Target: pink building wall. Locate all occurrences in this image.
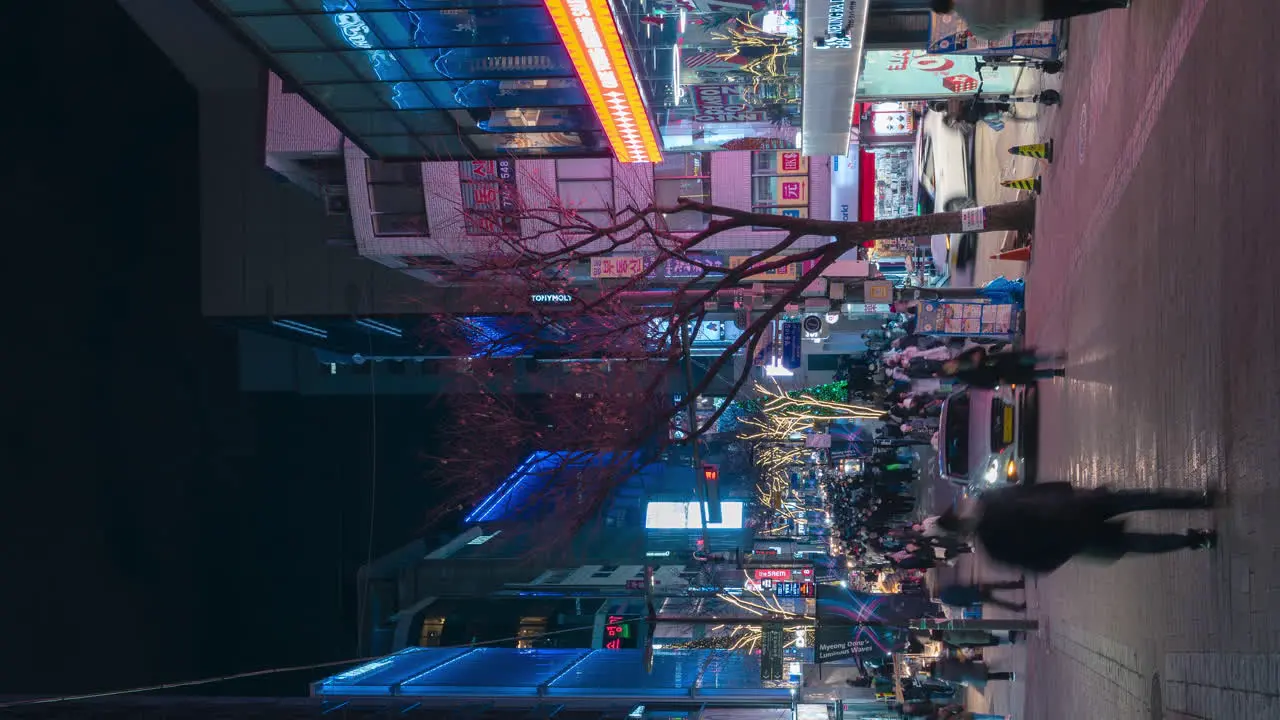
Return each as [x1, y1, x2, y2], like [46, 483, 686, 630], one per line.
[347, 150, 835, 263]
[264, 72, 344, 156]
[264, 75, 835, 268]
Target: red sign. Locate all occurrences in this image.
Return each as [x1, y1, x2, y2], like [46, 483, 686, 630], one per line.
[781, 152, 802, 173]
[604, 614, 626, 650]
[781, 180, 804, 201]
[753, 568, 793, 581]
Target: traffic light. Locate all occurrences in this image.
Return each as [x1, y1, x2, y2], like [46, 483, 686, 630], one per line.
[701, 464, 722, 523]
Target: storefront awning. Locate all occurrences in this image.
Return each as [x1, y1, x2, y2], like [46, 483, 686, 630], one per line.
[800, 0, 870, 157]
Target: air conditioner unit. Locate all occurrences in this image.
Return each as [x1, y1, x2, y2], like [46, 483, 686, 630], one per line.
[323, 185, 350, 215]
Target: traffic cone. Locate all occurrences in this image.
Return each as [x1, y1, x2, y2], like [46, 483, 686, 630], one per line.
[1008, 139, 1053, 162]
[1001, 176, 1042, 194]
[991, 246, 1032, 262]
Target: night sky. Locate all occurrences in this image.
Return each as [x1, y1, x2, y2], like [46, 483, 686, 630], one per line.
[2, 3, 443, 697]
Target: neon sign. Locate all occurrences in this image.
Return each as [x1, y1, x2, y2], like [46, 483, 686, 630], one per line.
[530, 292, 574, 305]
[543, 0, 662, 163]
[322, 2, 409, 109]
[604, 614, 631, 649]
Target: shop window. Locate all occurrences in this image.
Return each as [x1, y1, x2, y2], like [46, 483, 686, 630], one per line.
[750, 151, 810, 230]
[401, 255, 456, 270]
[419, 617, 446, 647]
[653, 153, 710, 233]
[366, 159, 428, 236]
[555, 158, 613, 231]
[516, 616, 548, 649]
[405, 46, 576, 80]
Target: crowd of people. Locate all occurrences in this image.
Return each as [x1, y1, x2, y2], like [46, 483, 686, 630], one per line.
[824, 455, 973, 576]
[812, 304, 1229, 719]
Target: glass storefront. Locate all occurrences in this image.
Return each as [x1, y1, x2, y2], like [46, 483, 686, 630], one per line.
[212, 0, 808, 160]
[638, 1, 805, 152]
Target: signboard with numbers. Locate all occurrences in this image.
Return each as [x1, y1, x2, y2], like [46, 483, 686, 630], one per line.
[460, 160, 519, 234]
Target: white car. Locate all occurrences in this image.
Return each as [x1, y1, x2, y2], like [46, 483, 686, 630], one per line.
[921, 111, 978, 272]
[920, 110, 975, 214]
[936, 385, 1037, 493]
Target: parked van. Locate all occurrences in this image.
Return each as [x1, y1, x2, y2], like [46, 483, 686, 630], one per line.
[936, 385, 1037, 491]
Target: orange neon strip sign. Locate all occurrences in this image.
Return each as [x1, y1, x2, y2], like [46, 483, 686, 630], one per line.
[543, 0, 663, 164]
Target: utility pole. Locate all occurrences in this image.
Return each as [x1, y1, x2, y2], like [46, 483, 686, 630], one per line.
[679, 321, 711, 549]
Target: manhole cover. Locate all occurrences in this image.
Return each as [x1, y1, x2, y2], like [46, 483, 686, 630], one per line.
[1150, 672, 1164, 720]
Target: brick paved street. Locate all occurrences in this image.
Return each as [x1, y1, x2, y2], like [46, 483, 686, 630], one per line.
[957, 0, 1280, 717]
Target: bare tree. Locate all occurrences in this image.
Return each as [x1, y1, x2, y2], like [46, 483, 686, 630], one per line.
[414, 169, 1034, 539]
[436, 169, 1034, 441]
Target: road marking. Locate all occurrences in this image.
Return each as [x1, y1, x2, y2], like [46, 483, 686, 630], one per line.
[1076, 101, 1090, 164]
[1163, 653, 1280, 719]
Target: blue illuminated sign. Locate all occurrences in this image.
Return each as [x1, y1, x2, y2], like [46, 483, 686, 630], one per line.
[323, 1, 415, 109]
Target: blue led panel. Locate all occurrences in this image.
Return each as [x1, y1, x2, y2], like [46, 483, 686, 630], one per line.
[312, 647, 474, 697]
[313, 649, 792, 701]
[547, 649, 706, 696]
[399, 648, 588, 696]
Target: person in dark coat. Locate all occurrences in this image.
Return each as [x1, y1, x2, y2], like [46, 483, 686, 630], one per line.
[939, 483, 1220, 573]
[937, 579, 1025, 612]
[939, 346, 1064, 388]
[926, 658, 1014, 688]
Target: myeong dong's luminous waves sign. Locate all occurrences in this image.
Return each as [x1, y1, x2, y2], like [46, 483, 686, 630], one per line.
[543, 0, 663, 163]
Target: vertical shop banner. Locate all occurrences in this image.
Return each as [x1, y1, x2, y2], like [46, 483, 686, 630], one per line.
[663, 254, 725, 278]
[916, 300, 1017, 337]
[691, 84, 765, 123]
[782, 321, 802, 369]
[928, 14, 1059, 57]
[857, 50, 1018, 99]
[590, 255, 650, 278]
[460, 160, 519, 234]
[774, 151, 809, 174]
[757, 177, 811, 206]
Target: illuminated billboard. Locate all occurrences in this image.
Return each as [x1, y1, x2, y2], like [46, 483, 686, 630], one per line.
[645, 501, 744, 530]
[543, 0, 663, 163]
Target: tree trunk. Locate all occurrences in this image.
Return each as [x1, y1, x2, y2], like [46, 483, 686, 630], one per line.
[836, 198, 1036, 244]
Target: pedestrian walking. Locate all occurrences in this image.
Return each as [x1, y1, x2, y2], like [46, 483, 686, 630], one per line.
[928, 0, 1130, 41]
[926, 658, 1014, 689]
[938, 483, 1221, 574]
[938, 346, 1064, 388]
[937, 579, 1026, 612]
